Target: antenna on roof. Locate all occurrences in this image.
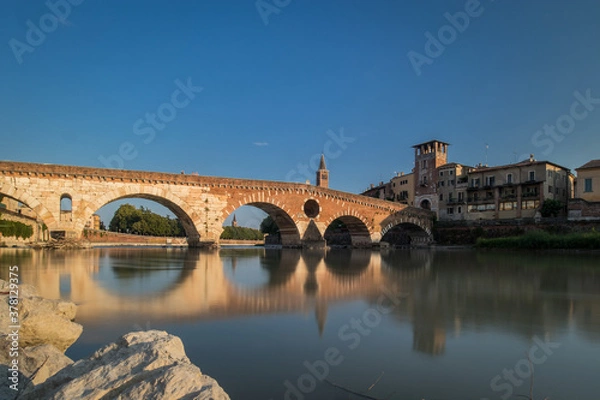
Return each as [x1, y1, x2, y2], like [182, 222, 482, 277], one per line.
[485, 143, 489, 166]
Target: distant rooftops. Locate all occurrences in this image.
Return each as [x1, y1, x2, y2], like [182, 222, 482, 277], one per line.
[468, 156, 570, 173]
[577, 159, 600, 170]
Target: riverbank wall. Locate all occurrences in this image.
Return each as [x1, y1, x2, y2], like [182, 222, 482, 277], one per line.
[82, 229, 188, 246]
[434, 218, 600, 245]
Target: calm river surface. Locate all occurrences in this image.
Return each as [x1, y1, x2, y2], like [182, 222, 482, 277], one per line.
[1, 247, 599, 399]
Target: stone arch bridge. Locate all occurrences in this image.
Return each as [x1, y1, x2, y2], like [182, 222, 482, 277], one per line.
[0, 161, 434, 247]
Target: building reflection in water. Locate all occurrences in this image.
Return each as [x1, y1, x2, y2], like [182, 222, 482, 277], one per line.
[1, 247, 599, 356]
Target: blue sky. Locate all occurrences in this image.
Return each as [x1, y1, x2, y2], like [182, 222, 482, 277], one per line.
[2, 0, 600, 226]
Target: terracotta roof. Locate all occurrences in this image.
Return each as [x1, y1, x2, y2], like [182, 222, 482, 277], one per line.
[469, 159, 569, 173]
[577, 159, 600, 170]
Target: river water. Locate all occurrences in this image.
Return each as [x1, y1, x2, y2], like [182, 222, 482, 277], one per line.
[1, 247, 599, 400]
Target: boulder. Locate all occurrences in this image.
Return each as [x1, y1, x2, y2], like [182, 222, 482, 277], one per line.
[0, 342, 74, 399]
[21, 330, 230, 400]
[0, 279, 80, 399]
[17, 296, 82, 351]
[0, 279, 82, 352]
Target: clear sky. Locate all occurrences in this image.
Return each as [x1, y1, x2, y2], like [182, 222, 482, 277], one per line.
[2, 0, 600, 226]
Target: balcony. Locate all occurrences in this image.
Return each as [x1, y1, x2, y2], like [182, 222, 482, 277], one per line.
[467, 197, 484, 204]
[447, 199, 465, 205]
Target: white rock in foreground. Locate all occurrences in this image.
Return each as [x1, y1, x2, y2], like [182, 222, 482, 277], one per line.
[0, 279, 83, 352]
[21, 330, 230, 400]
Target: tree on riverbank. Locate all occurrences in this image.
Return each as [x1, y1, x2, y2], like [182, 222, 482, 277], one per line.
[220, 226, 264, 240]
[108, 204, 185, 237]
[540, 199, 564, 217]
[259, 216, 279, 235]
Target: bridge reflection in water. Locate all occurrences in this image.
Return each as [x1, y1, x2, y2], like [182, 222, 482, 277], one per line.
[3, 248, 600, 356]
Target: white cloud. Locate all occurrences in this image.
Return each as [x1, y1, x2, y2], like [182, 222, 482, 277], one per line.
[253, 142, 269, 147]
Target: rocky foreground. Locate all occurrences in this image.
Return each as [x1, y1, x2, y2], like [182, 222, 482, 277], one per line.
[0, 279, 230, 399]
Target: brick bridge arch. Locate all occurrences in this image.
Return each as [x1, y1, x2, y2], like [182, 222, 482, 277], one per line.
[0, 161, 434, 247]
[79, 187, 203, 245]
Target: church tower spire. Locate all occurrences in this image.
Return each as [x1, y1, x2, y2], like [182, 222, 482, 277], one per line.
[316, 154, 329, 188]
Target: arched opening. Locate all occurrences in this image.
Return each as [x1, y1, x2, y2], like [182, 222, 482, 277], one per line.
[420, 199, 431, 210]
[60, 194, 73, 222]
[324, 216, 371, 248]
[381, 223, 430, 248]
[89, 196, 198, 246]
[224, 202, 301, 248]
[0, 193, 48, 244]
[220, 205, 266, 244]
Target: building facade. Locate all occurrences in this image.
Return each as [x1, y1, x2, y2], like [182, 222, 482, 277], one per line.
[569, 160, 600, 220]
[440, 156, 571, 221]
[390, 172, 414, 205]
[436, 163, 470, 221]
[575, 160, 600, 201]
[360, 140, 578, 222]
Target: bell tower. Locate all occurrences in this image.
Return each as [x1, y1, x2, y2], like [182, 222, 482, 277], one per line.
[412, 140, 449, 212]
[316, 154, 329, 188]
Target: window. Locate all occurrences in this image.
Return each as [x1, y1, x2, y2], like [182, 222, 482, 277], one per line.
[450, 171, 454, 175]
[458, 206, 462, 214]
[447, 207, 454, 214]
[60, 194, 72, 212]
[485, 176, 495, 186]
[449, 179, 455, 186]
[423, 160, 428, 169]
[471, 178, 480, 188]
[458, 192, 464, 201]
[548, 186, 553, 194]
[507, 173, 513, 184]
[529, 171, 535, 181]
[440, 171, 444, 177]
[584, 178, 593, 192]
[440, 181, 445, 187]
[439, 194, 443, 201]
[522, 200, 540, 210]
[548, 170, 553, 178]
[500, 202, 517, 211]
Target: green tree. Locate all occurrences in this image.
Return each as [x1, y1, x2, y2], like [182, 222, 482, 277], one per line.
[260, 216, 280, 235]
[540, 199, 563, 217]
[108, 204, 185, 236]
[220, 226, 264, 240]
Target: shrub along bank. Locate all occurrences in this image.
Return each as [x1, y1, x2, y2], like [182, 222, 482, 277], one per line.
[475, 230, 600, 250]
